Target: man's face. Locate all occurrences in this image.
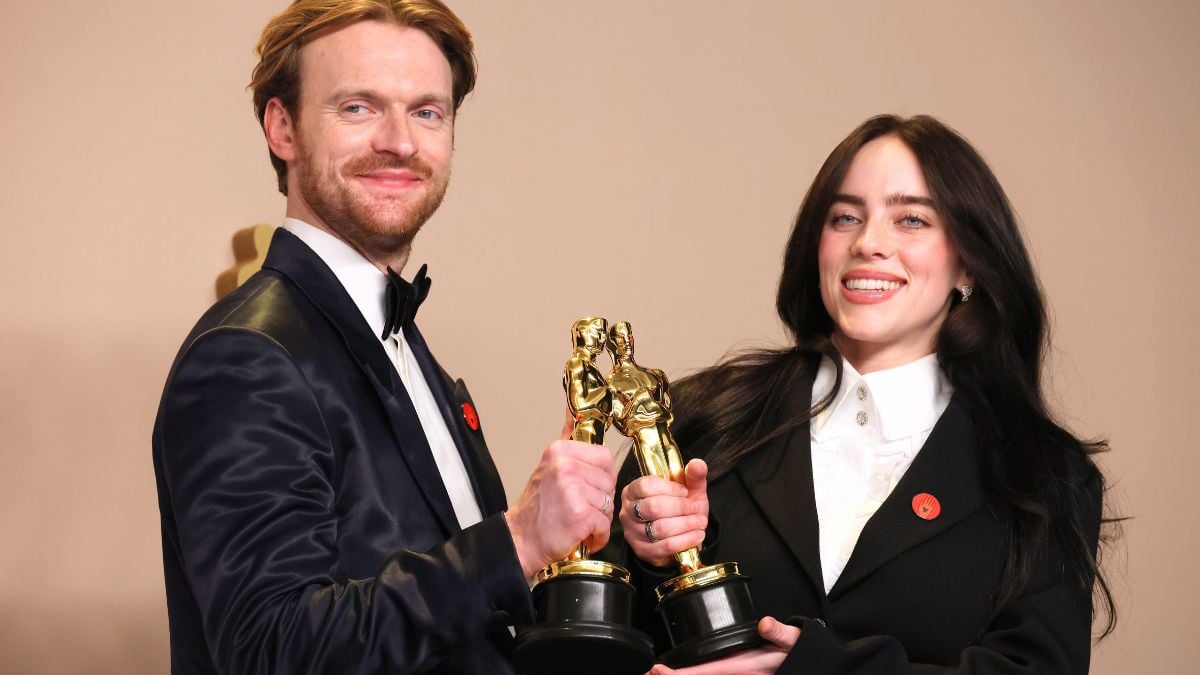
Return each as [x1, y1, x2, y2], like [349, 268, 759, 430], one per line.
[287, 20, 455, 262]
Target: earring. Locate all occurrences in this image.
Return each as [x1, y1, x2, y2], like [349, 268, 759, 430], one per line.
[959, 285, 974, 302]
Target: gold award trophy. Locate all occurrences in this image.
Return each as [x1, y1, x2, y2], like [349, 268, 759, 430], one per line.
[607, 321, 765, 667]
[513, 318, 654, 675]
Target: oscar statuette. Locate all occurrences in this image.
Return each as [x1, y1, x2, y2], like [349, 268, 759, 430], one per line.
[512, 318, 654, 675]
[606, 321, 766, 667]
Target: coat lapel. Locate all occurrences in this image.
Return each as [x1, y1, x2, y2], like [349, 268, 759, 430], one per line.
[735, 365, 825, 598]
[828, 395, 987, 598]
[261, 228, 459, 535]
[405, 324, 508, 515]
[450, 378, 508, 515]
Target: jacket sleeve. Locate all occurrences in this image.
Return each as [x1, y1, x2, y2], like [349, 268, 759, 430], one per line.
[778, 483, 1102, 675]
[155, 328, 533, 674]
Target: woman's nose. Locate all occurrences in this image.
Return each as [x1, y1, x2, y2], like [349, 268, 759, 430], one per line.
[850, 219, 890, 258]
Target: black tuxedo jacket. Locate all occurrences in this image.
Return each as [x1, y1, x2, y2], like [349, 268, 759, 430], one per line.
[607, 360, 1099, 673]
[153, 229, 533, 674]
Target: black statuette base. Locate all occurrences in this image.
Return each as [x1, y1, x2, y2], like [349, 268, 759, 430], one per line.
[657, 573, 766, 668]
[514, 573, 654, 675]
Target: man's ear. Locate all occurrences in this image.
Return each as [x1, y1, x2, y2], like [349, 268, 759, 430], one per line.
[263, 97, 297, 162]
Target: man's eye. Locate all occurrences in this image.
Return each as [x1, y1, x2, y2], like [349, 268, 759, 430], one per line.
[344, 104, 368, 115]
[415, 109, 440, 120]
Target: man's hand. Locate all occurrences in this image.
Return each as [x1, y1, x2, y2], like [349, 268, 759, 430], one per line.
[648, 617, 800, 675]
[620, 458, 709, 568]
[505, 440, 616, 577]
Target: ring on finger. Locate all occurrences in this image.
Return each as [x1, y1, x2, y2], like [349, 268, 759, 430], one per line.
[599, 492, 612, 514]
[633, 498, 649, 523]
[645, 521, 658, 543]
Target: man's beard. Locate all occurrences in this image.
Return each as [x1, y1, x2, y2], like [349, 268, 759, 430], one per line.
[296, 142, 449, 262]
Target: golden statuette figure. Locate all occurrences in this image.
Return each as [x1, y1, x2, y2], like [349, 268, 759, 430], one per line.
[605, 321, 700, 574]
[558, 316, 612, 561]
[605, 320, 765, 667]
[563, 317, 613, 445]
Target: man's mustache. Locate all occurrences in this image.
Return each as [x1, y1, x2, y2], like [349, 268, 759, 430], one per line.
[343, 155, 434, 179]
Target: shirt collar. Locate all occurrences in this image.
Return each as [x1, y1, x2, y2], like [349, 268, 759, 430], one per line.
[811, 352, 952, 442]
[282, 218, 388, 341]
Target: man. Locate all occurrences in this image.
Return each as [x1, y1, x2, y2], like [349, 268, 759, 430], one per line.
[152, 2, 616, 672]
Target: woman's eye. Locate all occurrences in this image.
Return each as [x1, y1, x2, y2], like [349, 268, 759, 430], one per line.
[900, 214, 928, 228]
[829, 213, 859, 228]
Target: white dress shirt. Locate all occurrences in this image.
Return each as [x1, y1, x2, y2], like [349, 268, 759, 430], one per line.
[809, 353, 953, 593]
[282, 218, 483, 530]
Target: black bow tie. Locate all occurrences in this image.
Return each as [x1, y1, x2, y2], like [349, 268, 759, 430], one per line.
[381, 264, 431, 340]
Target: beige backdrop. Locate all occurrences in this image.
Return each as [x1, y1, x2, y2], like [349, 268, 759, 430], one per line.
[2, 1, 1195, 672]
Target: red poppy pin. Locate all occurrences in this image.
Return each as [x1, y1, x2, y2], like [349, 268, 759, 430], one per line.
[461, 401, 480, 431]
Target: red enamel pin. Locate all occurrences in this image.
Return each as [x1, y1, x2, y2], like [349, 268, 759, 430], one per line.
[461, 402, 480, 431]
[912, 493, 941, 520]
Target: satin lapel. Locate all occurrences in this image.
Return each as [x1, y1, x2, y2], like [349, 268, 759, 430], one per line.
[452, 379, 508, 515]
[405, 325, 508, 515]
[828, 395, 987, 598]
[261, 229, 458, 535]
[735, 366, 825, 597]
[262, 229, 396, 397]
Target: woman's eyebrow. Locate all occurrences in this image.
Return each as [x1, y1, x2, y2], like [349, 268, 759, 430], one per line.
[885, 193, 937, 208]
[831, 193, 865, 206]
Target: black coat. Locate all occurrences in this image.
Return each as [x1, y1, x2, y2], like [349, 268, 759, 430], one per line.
[152, 228, 533, 674]
[606, 362, 1099, 674]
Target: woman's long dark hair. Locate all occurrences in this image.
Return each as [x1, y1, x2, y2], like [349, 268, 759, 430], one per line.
[671, 114, 1118, 637]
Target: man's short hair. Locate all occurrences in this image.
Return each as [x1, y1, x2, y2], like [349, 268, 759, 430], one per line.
[250, 0, 477, 195]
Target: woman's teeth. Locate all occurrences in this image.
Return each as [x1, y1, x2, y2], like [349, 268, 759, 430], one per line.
[844, 278, 902, 291]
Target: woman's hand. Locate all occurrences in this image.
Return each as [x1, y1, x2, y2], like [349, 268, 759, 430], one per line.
[648, 616, 800, 675]
[620, 458, 709, 568]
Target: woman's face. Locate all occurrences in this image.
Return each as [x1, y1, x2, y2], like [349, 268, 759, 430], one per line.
[817, 135, 970, 373]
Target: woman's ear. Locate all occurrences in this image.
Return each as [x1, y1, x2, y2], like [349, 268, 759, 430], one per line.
[957, 268, 975, 291]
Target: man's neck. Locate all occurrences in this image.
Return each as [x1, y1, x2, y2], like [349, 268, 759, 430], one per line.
[284, 210, 412, 274]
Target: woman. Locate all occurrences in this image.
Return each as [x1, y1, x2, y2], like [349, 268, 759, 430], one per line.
[610, 115, 1117, 674]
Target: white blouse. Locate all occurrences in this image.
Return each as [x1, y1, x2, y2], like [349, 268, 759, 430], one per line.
[809, 354, 953, 593]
